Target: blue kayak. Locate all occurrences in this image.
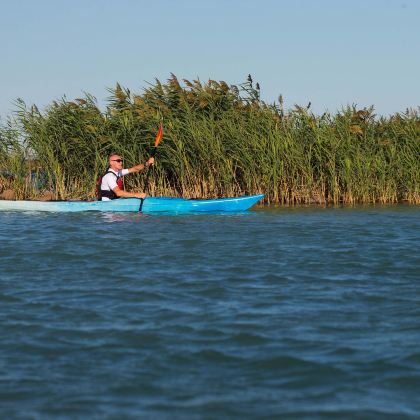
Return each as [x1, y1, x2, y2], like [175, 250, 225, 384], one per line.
[0, 194, 264, 213]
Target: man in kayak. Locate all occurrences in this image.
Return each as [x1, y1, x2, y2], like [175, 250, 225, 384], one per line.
[98, 153, 155, 201]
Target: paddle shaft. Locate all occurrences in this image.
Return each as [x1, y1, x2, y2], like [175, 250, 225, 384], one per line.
[139, 148, 157, 212]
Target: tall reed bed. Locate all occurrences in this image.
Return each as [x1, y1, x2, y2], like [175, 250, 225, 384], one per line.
[0, 74, 419, 203]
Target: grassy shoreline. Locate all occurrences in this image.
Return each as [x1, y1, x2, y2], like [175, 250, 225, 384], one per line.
[1, 75, 419, 204]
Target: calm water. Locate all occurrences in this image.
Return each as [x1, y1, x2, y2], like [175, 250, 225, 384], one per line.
[0, 206, 419, 418]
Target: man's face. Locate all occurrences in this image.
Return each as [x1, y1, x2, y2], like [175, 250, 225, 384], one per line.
[110, 155, 123, 170]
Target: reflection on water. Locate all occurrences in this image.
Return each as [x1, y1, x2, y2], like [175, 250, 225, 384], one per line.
[98, 212, 150, 223]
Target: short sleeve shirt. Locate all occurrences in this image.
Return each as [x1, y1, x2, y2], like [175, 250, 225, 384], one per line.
[101, 168, 129, 200]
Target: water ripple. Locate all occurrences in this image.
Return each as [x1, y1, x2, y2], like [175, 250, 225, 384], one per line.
[1, 206, 419, 417]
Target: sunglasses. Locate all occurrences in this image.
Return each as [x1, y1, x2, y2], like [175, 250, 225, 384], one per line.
[111, 159, 123, 163]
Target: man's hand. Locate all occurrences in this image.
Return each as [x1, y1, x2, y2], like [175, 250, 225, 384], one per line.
[147, 157, 155, 166]
[135, 192, 146, 199]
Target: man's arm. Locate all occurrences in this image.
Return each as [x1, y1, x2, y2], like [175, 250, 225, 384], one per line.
[112, 187, 146, 199]
[127, 157, 155, 174]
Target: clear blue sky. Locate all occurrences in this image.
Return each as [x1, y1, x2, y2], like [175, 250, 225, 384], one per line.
[1, 0, 419, 117]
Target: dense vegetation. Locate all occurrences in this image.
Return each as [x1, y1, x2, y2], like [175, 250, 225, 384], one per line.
[0, 74, 419, 204]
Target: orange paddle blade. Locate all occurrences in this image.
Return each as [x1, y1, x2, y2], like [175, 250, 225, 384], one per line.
[154, 123, 163, 147]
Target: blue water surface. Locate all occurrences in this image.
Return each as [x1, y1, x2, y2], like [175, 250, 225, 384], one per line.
[0, 205, 419, 418]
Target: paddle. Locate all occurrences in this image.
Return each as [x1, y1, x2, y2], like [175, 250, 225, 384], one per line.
[139, 122, 164, 212]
